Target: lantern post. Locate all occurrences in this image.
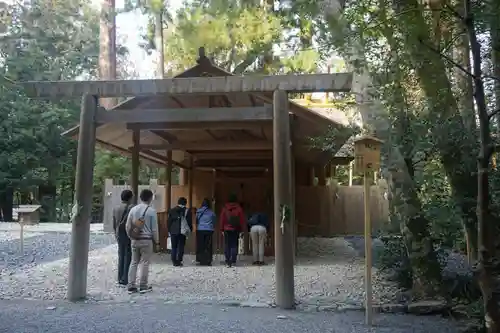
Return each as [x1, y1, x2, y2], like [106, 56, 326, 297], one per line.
[353, 135, 383, 326]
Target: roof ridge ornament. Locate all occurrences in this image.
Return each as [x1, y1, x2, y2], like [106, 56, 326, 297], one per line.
[196, 46, 212, 66]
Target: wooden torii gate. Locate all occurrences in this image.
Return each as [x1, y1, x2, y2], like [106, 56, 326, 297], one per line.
[21, 70, 353, 309]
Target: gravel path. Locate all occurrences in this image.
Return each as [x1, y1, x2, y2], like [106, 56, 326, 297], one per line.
[0, 299, 459, 333]
[0, 223, 401, 308]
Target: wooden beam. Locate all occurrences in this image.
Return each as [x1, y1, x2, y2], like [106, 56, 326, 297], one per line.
[96, 106, 272, 124]
[127, 120, 270, 131]
[191, 151, 272, 160]
[22, 73, 353, 98]
[136, 141, 272, 151]
[214, 170, 268, 179]
[150, 130, 177, 143]
[194, 159, 271, 168]
[331, 156, 354, 165]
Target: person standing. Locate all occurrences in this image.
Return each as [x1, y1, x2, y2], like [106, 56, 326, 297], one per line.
[220, 194, 245, 267]
[167, 197, 192, 267]
[195, 198, 216, 266]
[248, 212, 269, 265]
[125, 189, 159, 293]
[112, 189, 134, 286]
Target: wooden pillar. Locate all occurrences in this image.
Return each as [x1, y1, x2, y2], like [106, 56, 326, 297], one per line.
[273, 89, 295, 309]
[67, 94, 97, 301]
[316, 166, 326, 186]
[188, 157, 194, 207]
[165, 150, 173, 211]
[291, 155, 297, 263]
[131, 129, 140, 204]
[290, 116, 297, 262]
[188, 157, 196, 254]
[179, 168, 188, 186]
[364, 171, 373, 324]
[308, 167, 315, 186]
[325, 162, 332, 178]
[348, 161, 354, 186]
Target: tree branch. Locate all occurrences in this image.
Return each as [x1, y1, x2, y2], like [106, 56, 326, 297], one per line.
[418, 38, 475, 78]
[488, 109, 500, 120]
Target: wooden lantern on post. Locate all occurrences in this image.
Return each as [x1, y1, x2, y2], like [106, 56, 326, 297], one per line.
[353, 135, 383, 326]
[353, 135, 383, 174]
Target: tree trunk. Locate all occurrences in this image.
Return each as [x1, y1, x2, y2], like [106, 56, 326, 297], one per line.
[99, 0, 117, 109]
[465, 0, 500, 330]
[323, 0, 443, 298]
[392, 0, 479, 258]
[490, 0, 500, 134]
[154, 11, 165, 79]
[260, 0, 275, 73]
[0, 185, 14, 222]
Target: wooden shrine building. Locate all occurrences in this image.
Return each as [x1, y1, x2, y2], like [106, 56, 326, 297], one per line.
[21, 48, 354, 306]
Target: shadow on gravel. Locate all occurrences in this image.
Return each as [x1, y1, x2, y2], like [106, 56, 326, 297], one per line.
[0, 231, 115, 272]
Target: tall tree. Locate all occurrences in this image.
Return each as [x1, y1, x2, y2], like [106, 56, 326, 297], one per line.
[99, 0, 117, 109]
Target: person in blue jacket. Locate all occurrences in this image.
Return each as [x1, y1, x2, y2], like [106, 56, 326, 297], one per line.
[195, 198, 216, 266]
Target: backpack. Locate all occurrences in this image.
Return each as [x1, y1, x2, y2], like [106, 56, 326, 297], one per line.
[117, 205, 130, 236]
[226, 209, 240, 230]
[180, 208, 191, 236]
[168, 206, 190, 235]
[127, 206, 149, 240]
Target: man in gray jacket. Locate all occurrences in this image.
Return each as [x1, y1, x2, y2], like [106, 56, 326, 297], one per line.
[125, 189, 159, 293]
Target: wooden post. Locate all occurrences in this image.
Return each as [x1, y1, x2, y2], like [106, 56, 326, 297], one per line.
[316, 166, 326, 186]
[166, 150, 173, 211]
[188, 157, 194, 207]
[291, 155, 296, 263]
[348, 161, 354, 186]
[363, 171, 373, 325]
[309, 167, 315, 186]
[20, 222, 24, 254]
[131, 129, 140, 204]
[273, 89, 295, 309]
[179, 168, 188, 186]
[67, 94, 97, 301]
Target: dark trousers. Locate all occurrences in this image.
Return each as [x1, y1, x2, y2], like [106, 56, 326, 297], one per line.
[117, 237, 132, 284]
[196, 230, 213, 265]
[170, 234, 187, 264]
[224, 231, 240, 264]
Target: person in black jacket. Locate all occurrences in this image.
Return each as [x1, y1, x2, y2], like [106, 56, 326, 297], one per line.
[248, 212, 269, 265]
[167, 197, 192, 267]
[112, 190, 134, 285]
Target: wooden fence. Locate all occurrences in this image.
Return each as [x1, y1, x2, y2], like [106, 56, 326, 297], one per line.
[103, 179, 389, 237]
[296, 183, 389, 237]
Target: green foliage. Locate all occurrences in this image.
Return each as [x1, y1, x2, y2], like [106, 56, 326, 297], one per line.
[161, 2, 281, 74]
[0, 0, 99, 220]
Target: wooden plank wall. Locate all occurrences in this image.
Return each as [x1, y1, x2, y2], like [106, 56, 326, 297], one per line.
[104, 178, 389, 255]
[295, 184, 389, 237]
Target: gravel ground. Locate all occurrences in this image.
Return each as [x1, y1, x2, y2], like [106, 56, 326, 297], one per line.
[344, 235, 473, 277]
[0, 223, 401, 308]
[0, 299, 460, 333]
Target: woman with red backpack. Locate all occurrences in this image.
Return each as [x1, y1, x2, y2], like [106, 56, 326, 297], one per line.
[220, 193, 246, 267]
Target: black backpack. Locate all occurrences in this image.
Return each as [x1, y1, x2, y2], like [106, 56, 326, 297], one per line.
[117, 205, 130, 235]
